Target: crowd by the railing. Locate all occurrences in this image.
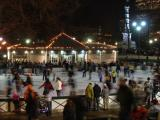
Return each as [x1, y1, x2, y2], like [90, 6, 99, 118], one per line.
[0, 78, 159, 120]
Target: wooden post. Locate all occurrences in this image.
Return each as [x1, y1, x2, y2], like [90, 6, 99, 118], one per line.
[8, 100, 11, 112]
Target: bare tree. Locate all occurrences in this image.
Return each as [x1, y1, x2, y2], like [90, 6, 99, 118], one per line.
[0, 0, 81, 42]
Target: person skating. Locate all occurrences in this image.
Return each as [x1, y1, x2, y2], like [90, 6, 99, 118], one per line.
[39, 78, 54, 96]
[55, 77, 62, 96]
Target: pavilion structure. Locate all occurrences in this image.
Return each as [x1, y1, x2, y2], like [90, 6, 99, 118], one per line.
[6, 32, 117, 63]
[85, 42, 117, 63]
[7, 43, 47, 62]
[45, 32, 88, 64]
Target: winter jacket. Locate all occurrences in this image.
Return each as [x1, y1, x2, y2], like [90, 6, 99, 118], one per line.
[112, 71, 117, 77]
[24, 84, 37, 101]
[117, 85, 134, 110]
[85, 84, 94, 99]
[55, 80, 62, 90]
[93, 84, 101, 98]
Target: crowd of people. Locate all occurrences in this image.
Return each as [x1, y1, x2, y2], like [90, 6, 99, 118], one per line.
[0, 60, 160, 120]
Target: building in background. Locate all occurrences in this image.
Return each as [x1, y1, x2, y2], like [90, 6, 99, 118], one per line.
[134, 0, 160, 51]
[7, 33, 117, 63]
[121, 0, 136, 49]
[135, 0, 160, 10]
[135, 0, 160, 34]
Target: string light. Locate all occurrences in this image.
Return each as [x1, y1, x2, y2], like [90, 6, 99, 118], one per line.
[6, 33, 117, 55]
[47, 32, 87, 49]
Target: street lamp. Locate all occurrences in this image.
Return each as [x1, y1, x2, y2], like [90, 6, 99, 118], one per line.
[87, 38, 93, 43]
[154, 38, 158, 42]
[132, 22, 137, 27]
[136, 26, 142, 31]
[12, 51, 16, 54]
[97, 50, 102, 63]
[149, 40, 153, 44]
[3, 54, 7, 58]
[132, 20, 147, 60]
[72, 50, 77, 63]
[81, 50, 86, 61]
[115, 42, 118, 46]
[60, 50, 65, 55]
[24, 50, 29, 61]
[41, 50, 44, 54]
[132, 20, 147, 48]
[112, 50, 117, 62]
[50, 50, 54, 63]
[141, 21, 146, 27]
[24, 50, 28, 54]
[3, 54, 7, 61]
[25, 39, 31, 44]
[81, 50, 85, 54]
[12, 51, 16, 62]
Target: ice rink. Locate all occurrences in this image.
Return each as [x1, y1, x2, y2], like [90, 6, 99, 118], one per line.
[0, 66, 153, 97]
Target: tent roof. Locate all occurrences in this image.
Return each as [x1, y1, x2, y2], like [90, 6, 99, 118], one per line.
[7, 32, 116, 51]
[46, 32, 87, 50]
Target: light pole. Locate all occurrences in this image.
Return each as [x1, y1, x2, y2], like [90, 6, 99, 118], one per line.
[112, 50, 117, 62]
[132, 20, 147, 60]
[0, 37, 8, 60]
[97, 50, 102, 63]
[12, 51, 16, 62]
[132, 20, 147, 48]
[149, 39, 153, 44]
[24, 50, 29, 61]
[149, 38, 159, 59]
[72, 50, 77, 63]
[50, 51, 54, 63]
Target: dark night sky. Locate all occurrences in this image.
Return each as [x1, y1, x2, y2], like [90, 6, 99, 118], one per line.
[72, 0, 125, 34]
[70, 0, 135, 39]
[1, 0, 135, 41]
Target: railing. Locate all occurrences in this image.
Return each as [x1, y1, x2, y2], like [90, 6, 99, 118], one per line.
[0, 94, 119, 113]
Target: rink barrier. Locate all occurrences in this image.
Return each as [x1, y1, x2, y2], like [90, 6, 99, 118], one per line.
[0, 95, 85, 112]
[0, 94, 119, 112]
